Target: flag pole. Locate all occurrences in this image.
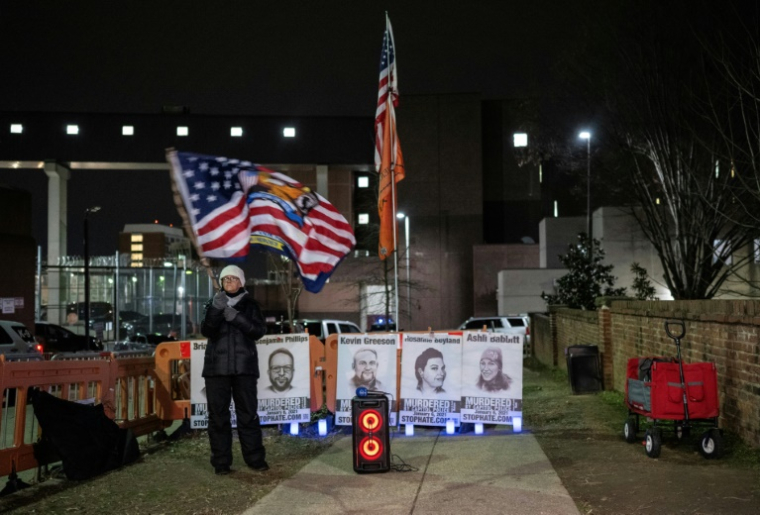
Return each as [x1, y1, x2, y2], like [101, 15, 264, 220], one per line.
[386, 13, 400, 333]
[391, 120, 400, 333]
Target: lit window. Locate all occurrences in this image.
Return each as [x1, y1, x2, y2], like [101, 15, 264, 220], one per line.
[10, 124, 23, 134]
[131, 253, 143, 262]
[177, 126, 189, 136]
[358, 213, 369, 225]
[283, 127, 296, 138]
[131, 244, 143, 252]
[122, 125, 134, 136]
[713, 239, 733, 266]
[553, 201, 558, 217]
[513, 133, 528, 147]
[66, 125, 79, 135]
[131, 234, 143, 243]
[231, 127, 243, 137]
[357, 176, 369, 188]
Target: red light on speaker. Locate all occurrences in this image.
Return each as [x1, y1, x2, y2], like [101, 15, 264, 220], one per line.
[358, 436, 384, 460]
[358, 409, 382, 432]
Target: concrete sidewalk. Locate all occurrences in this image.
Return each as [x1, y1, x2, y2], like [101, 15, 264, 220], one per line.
[243, 427, 579, 515]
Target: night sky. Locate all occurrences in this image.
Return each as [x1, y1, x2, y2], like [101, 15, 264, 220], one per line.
[0, 1, 595, 255]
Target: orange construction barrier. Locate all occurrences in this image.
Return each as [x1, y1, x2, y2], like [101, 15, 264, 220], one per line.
[154, 341, 193, 424]
[308, 335, 326, 412]
[0, 349, 170, 479]
[107, 352, 169, 437]
[0, 354, 112, 477]
[324, 334, 339, 413]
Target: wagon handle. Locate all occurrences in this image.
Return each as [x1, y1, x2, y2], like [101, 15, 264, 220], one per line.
[664, 320, 685, 340]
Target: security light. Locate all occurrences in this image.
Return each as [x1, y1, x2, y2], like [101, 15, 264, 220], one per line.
[513, 133, 528, 147]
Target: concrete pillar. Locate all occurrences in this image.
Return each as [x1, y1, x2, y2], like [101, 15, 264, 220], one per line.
[44, 160, 70, 325]
[316, 165, 328, 198]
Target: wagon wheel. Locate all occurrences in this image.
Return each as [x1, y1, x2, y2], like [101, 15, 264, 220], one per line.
[645, 428, 662, 458]
[623, 417, 638, 443]
[699, 428, 723, 459]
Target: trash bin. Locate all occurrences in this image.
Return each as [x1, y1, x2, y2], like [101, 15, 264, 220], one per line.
[566, 345, 603, 394]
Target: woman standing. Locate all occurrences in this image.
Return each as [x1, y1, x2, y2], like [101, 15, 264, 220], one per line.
[201, 265, 268, 475]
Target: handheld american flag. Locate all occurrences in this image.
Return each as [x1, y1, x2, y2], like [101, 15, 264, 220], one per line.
[167, 150, 355, 293]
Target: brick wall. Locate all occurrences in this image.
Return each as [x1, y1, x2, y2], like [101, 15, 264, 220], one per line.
[534, 299, 760, 448]
[531, 313, 554, 365]
[555, 307, 599, 371]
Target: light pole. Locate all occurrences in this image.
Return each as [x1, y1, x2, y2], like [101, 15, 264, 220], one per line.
[579, 131, 592, 257]
[83, 205, 101, 348]
[397, 212, 411, 330]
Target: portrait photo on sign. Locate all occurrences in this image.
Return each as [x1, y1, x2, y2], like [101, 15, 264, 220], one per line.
[400, 335, 462, 402]
[336, 336, 397, 399]
[461, 335, 523, 398]
[257, 336, 310, 399]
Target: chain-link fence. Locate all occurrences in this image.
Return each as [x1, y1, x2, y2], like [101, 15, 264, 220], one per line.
[39, 254, 214, 342]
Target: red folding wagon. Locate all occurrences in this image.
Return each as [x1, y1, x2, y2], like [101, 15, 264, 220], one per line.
[623, 321, 722, 459]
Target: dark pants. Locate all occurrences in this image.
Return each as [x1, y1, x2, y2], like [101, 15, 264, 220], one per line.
[205, 374, 266, 470]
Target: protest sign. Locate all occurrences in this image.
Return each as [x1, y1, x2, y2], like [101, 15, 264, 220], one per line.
[256, 334, 311, 424]
[335, 333, 398, 426]
[460, 332, 523, 425]
[399, 332, 462, 427]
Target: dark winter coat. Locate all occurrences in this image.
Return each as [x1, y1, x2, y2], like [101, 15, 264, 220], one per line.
[200, 293, 266, 378]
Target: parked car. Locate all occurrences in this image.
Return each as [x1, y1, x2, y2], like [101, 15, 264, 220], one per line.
[66, 301, 114, 327]
[119, 313, 194, 338]
[458, 315, 531, 345]
[369, 317, 396, 332]
[118, 310, 149, 337]
[0, 320, 42, 355]
[34, 321, 103, 353]
[143, 314, 194, 337]
[297, 319, 362, 342]
[124, 333, 177, 346]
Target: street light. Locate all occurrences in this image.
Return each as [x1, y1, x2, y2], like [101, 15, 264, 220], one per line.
[84, 205, 101, 348]
[397, 212, 411, 330]
[579, 131, 592, 256]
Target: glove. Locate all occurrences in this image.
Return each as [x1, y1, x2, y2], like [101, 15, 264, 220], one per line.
[223, 306, 238, 322]
[212, 291, 227, 309]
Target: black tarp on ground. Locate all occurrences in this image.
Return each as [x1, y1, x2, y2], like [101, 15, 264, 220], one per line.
[30, 388, 140, 480]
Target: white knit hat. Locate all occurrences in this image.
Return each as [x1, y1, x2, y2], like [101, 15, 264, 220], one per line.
[219, 264, 245, 285]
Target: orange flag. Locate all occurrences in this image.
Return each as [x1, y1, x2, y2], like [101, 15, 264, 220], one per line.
[375, 14, 405, 260]
[377, 107, 404, 259]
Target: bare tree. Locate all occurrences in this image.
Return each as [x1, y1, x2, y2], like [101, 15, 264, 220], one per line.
[570, 1, 758, 299]
[266, 254, 302, 330]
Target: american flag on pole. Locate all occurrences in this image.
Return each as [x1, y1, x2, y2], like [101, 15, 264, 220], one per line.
[375, 13, 405, 260]
[167, 150, 356, 293]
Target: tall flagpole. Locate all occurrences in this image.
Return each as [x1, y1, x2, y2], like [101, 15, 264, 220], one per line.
[390, 112, 400, 332]
[386, 13, 400, 332]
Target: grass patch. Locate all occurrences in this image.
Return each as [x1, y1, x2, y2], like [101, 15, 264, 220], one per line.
[1, 425, 345, 514]
[523, 361, 760, 467]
